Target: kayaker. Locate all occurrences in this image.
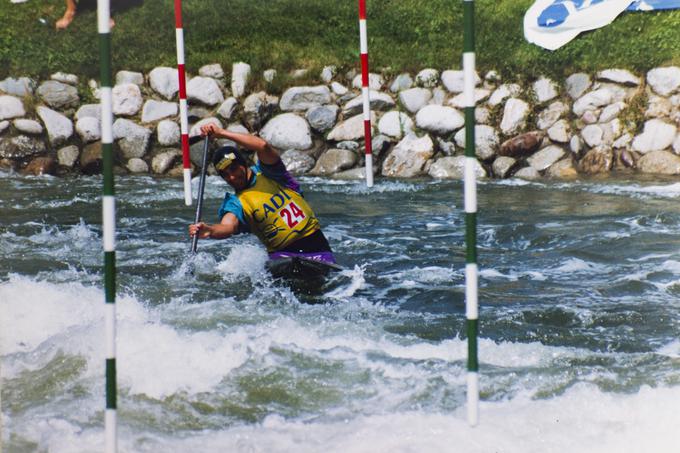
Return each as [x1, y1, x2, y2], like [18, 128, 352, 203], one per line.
[188, 124, 336, 264]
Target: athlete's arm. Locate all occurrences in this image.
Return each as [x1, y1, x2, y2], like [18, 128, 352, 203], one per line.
[200, 124, 280, 165]
[189, 213, 240, 239]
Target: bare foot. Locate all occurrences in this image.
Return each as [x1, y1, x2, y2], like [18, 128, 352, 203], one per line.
[55, 11, 75, 30]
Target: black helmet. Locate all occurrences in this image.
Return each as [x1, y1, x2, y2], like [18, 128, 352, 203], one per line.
[212, 145, 248, 171]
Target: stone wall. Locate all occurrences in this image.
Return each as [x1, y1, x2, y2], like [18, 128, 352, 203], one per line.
[2, 63, 680, 179]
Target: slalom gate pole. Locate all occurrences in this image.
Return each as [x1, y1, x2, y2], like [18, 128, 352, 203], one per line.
[174, 0, 193, 206]
[463, 0, 479, 427]
[97, 1, 117, 451]
[358, 0, 374, 187]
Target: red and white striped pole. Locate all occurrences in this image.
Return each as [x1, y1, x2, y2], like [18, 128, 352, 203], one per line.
[358, 0, 374, 187]
[174, 0, 192, 206]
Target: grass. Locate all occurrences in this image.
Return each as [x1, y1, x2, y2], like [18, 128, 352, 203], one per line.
[2, 0, 680, 85]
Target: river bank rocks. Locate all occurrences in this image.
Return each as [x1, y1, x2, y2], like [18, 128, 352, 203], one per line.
[5, 63, 680, 179]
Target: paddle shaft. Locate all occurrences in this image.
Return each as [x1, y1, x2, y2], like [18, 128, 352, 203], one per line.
[190, 137, 210, 253]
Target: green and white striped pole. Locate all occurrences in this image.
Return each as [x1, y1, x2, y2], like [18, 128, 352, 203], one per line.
[98, 1, 117, 451]
[463, 0, 479, 427]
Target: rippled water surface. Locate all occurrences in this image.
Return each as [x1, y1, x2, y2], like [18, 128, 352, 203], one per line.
[1, 171, 679, 452]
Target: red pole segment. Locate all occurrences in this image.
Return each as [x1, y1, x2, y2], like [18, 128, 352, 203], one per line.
[174, 0, 192, 206]
[358, 0, 374, 187]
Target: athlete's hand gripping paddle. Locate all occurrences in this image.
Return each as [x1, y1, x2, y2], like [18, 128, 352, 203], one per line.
[190, 136, 210, 253]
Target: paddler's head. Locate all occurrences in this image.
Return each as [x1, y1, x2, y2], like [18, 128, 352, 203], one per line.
[213, 145, 251, 191]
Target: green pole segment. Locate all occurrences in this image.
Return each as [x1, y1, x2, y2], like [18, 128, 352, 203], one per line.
[462, 0, 479, 427]
[98, 1, 117, 451]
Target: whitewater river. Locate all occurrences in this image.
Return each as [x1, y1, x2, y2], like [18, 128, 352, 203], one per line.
[1, 170, 679, 452]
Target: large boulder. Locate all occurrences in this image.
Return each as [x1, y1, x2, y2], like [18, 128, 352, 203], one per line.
[441, 70, 480, 93]
[0, 77, 35, 97]
[527, 145, 565, 171]
[115, 70, 144, 86]
[37, 80, 79, 109]
[23, 156, 57, 176]
[112, 83, 143, 116]
[638, 150, 680, 174]
[126, 157, 149, 174]
[13, 119, 43, 135]
[187, 76, 224, 106]
[547, 119, 571, 143]
[499, 131, 543, 158]
[447, 89, 491, 109]
[565, 73, 592, 100]
[157, 120, 180, 146]
[310, 148, 357, 175]
[217, 97, 239, 121]
[231, 62, 251, 98]
[382, 133, 434, 178]
[573, 88, 614, 116]
[415, 69, 439, 88]
[428, 156, 486, 179]
[415, 105, 464, 135]
[281, 149, 316, 174]
[151, 149, 181, 174]
[57, 145, 79, 168]
[280, 86, 331, 111]
[0, 95, 26, 120]
[80, 142, 103, 175]
[546, 158, 578, 178]
[149, 67, 179, 100]
[378, 111, 414, 139]
[113, 118, 151, 159]
[532, 77, 558, 104]
[488, 83, 521, 107]
[260, 113, 312, 150]
[453, 125, 499, 160]
[141, 100, 178, 123]
[390, 73, 413, 93]
[500, 98, 529, 135]
[398, 88, 432, 114]
[646, 66, 680, 97]
[37, 106, 73, 146]
[327, 112, 377, 142]
[305, 105, 339, 133]
[0, 135, 46, 159]
[75, 117, 101, 143]
[632, 119, 677, 154]
[581, 124, 604, 148]
[243, 91, 277, 130]
[537, 101, 568, 130]
[578, 145, 614, 174]
[342, 91, 395, 116]
[199, 63, 225, 79]
[597, 69, 640, 86]
[492, 156, 517, 178]
[75, 104, 101, 121]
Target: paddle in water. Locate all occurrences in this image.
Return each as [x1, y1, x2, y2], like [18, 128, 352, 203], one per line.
[190, 135, 210, 253]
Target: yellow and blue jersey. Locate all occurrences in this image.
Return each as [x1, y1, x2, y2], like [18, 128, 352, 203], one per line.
[218, 161, 320, 252]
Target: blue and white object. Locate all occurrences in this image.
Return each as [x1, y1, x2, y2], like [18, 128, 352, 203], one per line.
[628, 0, 680, 11]
[525, 0, 680, 50]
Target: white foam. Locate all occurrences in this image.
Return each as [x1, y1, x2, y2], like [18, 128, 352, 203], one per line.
[216, 243, 269, 280]
[480, 268, 547, 282]
[589, 181, 680, 199]
[554, 258, 600, 273]
[326, 265, 366, 299]
[657, 340, 680, 358]
[0, 275, 102, 354]
[101, 384, 680, 453]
